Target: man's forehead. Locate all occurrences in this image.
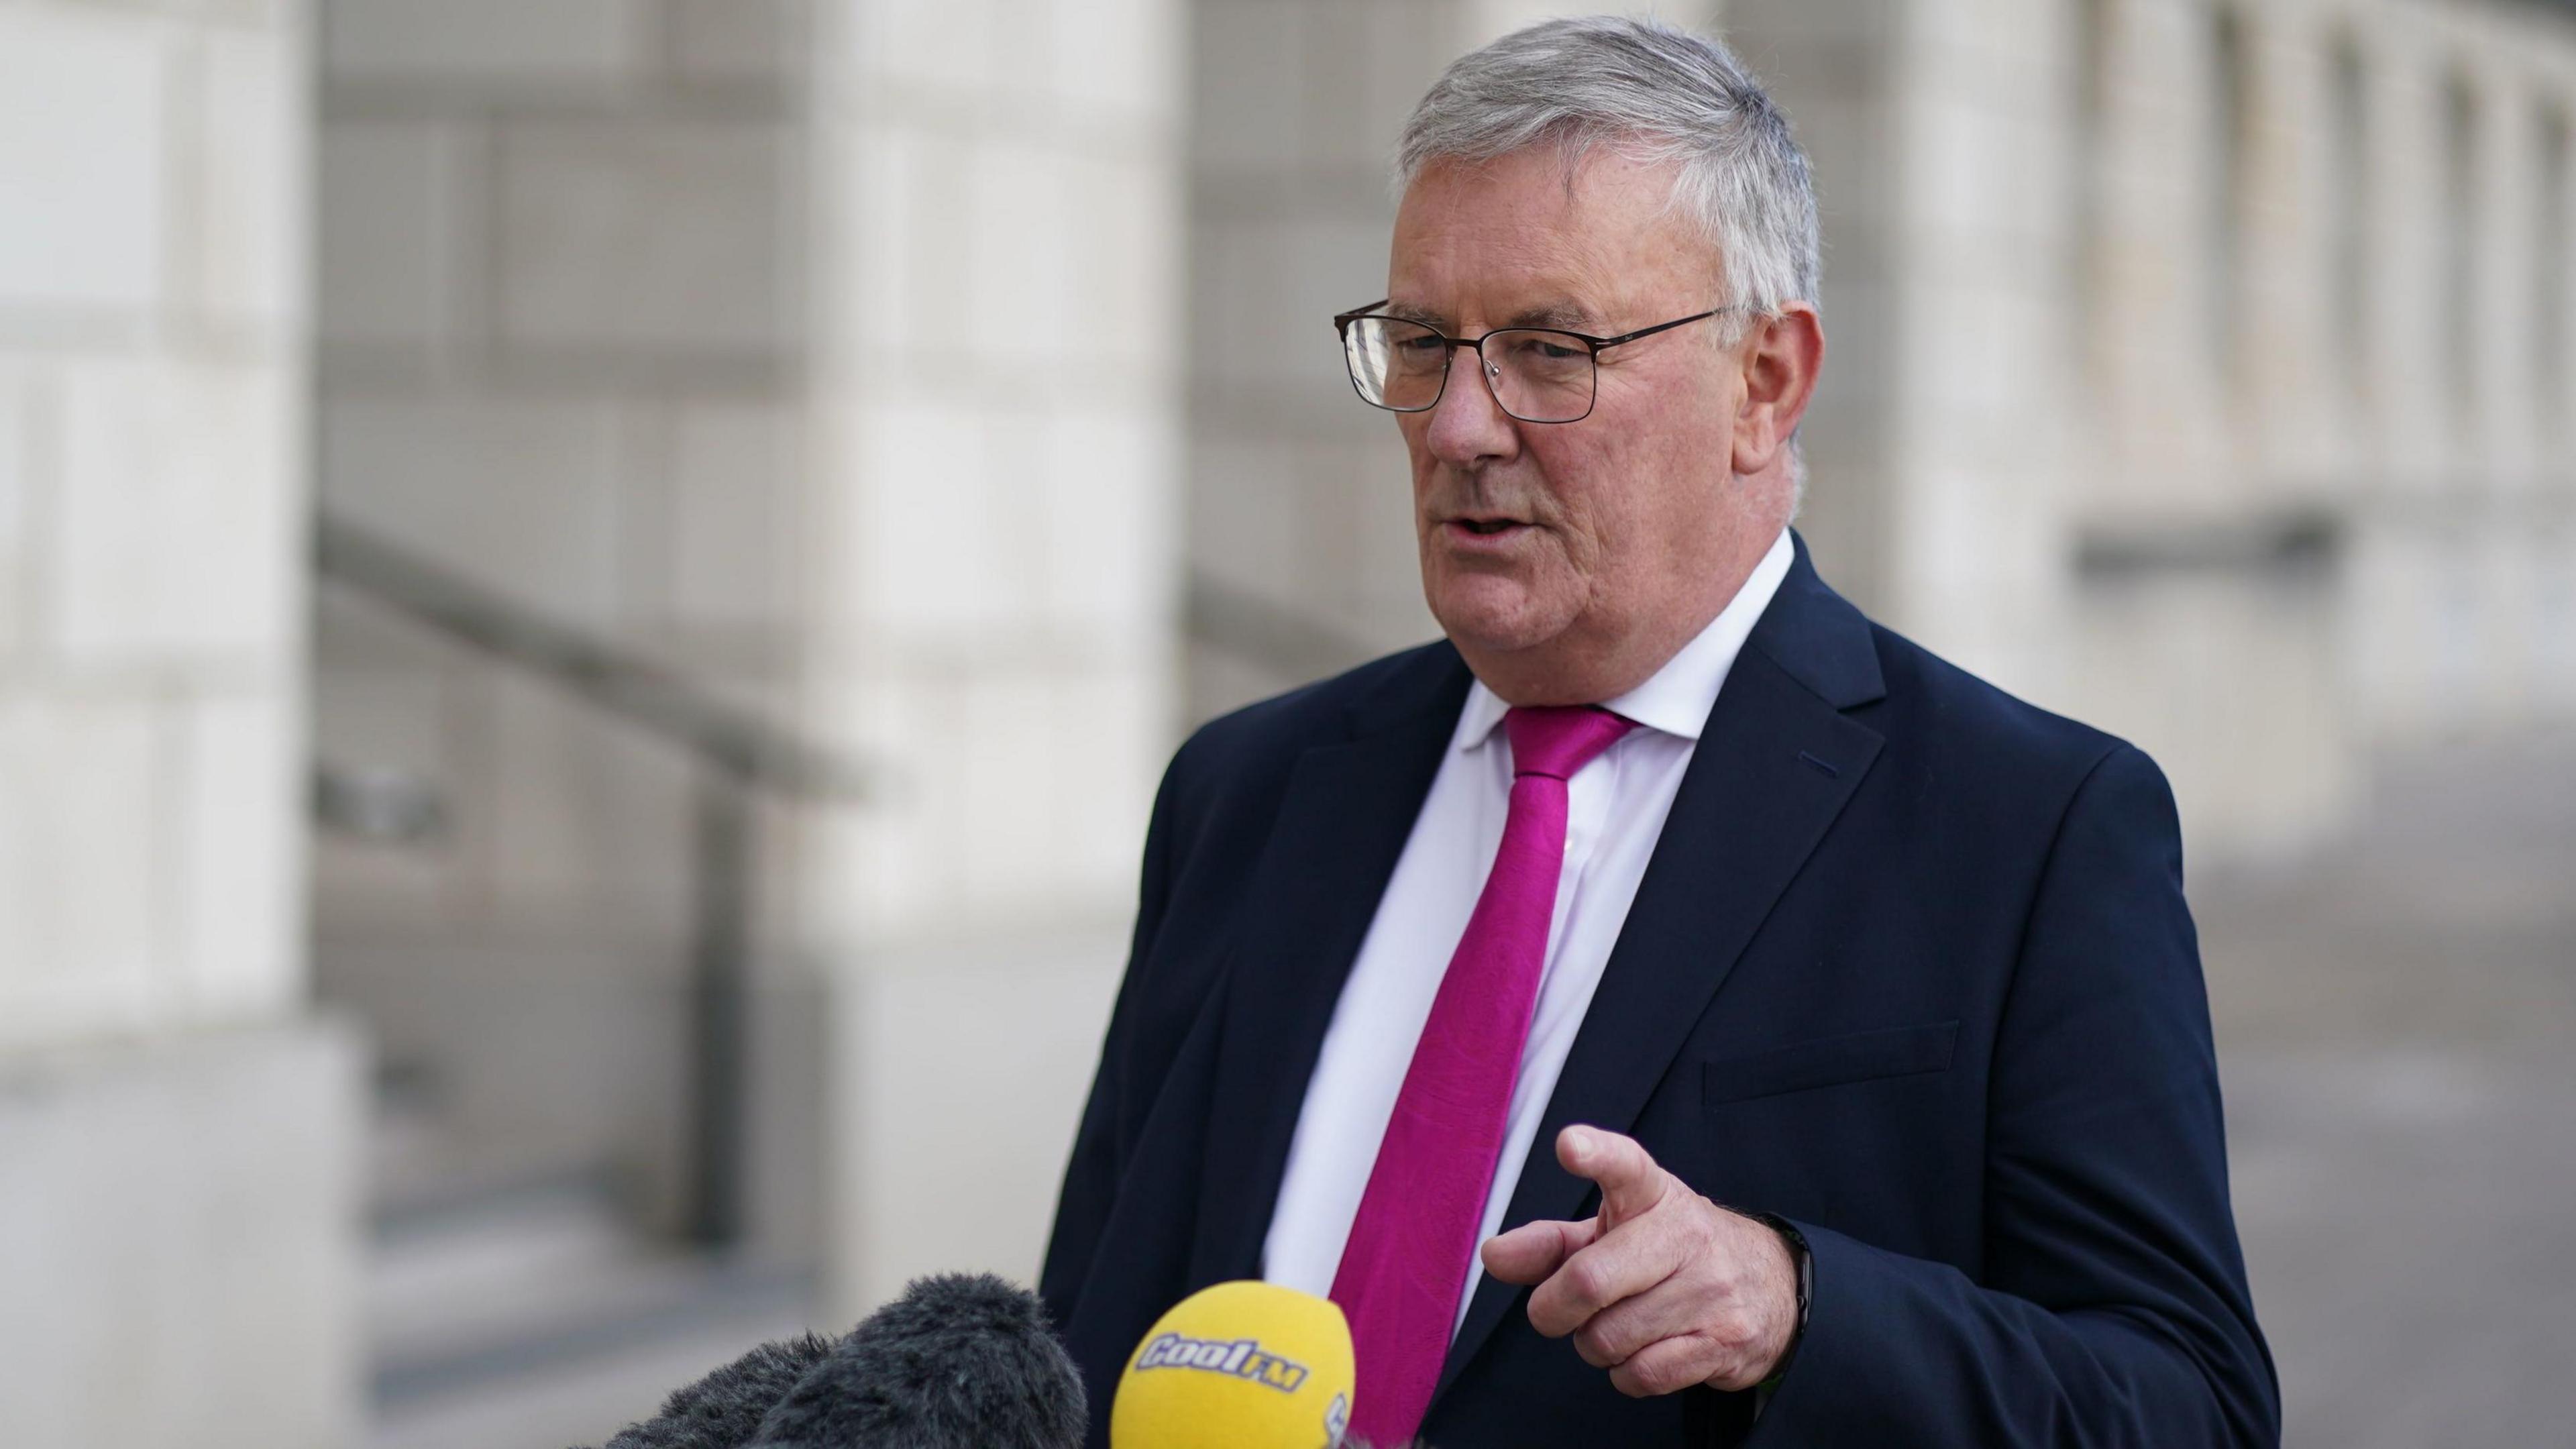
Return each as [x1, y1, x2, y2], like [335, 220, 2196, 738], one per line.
[1388, 146, 1710, 327]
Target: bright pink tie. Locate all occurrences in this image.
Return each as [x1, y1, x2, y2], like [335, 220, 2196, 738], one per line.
[1330, 704, 1635, 1446]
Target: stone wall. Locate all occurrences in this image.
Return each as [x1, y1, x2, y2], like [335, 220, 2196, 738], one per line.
[0, 1, 356, 1445]
[794, 0, 1186, 1320]
[307, 0, 1189, 1316]
[310, 0, 824, 1234]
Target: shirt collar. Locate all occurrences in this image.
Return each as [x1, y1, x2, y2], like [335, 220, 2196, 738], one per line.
[1455, 525, 1796, 752]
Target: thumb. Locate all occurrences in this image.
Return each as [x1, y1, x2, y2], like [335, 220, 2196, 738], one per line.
[1558, 1125, 1669, 1227]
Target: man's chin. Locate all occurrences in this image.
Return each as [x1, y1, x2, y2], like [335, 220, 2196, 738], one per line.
[1427, 583, 1574, 658]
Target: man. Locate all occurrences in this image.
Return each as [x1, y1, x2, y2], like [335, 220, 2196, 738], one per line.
[1042, 17, 2277, 1448]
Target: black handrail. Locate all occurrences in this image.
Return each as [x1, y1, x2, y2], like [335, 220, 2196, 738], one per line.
[315, 507, 869, 1249]
[316, 512, 867, 800]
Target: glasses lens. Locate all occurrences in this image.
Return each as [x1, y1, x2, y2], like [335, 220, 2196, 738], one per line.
[1483, 329, 1597, 423]
[1345, 317, 1448, 411]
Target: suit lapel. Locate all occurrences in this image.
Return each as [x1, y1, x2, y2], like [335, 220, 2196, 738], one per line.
[1186, 646, 1473, 1285]
[1435, 534, 1888, 1401]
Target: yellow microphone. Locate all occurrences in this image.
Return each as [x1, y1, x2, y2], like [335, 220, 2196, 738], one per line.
[1110, 1279, 1356, 1449]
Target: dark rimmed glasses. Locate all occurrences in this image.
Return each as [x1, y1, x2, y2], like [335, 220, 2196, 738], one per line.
[1332, 301, 1738, 424]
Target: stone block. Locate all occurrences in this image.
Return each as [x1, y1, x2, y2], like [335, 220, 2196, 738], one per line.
[318, 121, 452, 347]
[956, 667, 1069, 905]
[855, 124, 973, 362]
[1198, 215, 1385, 400]
[175, 688, 305, 1021]
[1056, 149, 1184, 382]
[188, 28, 304, 331]
[667, 0, 810, 83]
[842, 0, 1000, 97]
[1192, 1, 1307, 171]
[494, 121, 798, 360]
[845, 395, 1035, 637]
[321, 0, 644, 85]
[831, 928, 1125, 1319]
[480, 669, 694, 932]
[0, 1022, 363, 1449]
[1042, 0, 1179, 125]
[1044, 663, 1169, 900]
[1295, 0, 1451, 173]
[1037, 407, 1179, 638]
[318, 395, 623, 631]
[795, 670, 969, 941]
[51, 356, 298, 665]
[0, 7, 168, 315]
[0, 690, 162, 1049]
[0, 365, 29, 653]
[1185, 435, 1307, 604]
[661, 398, 804, 631]
[965, 138, 1080, 369]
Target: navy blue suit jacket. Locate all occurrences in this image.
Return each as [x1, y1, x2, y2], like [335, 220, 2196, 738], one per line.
[1040, 535, 2278, 1446]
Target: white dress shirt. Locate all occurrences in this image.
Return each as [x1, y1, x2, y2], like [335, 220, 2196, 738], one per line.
[1261, 527, 1796, 1333]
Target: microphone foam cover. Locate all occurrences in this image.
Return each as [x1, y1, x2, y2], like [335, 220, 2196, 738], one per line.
[1110, 1280, 1355, 1449]
[598, 1332, 835, 1449]
[747, 1272, 1084, 1449]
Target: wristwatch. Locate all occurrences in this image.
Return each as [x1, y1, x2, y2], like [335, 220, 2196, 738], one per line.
[1751, 1213, 1813, 1393]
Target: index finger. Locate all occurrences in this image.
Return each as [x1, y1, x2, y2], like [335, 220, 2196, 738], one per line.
[1558, 1125, 1671, 1229]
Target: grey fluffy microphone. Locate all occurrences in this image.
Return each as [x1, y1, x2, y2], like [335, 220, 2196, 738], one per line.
[745, 1273, 1086, 1449]
[590, 1332, 836, 1449]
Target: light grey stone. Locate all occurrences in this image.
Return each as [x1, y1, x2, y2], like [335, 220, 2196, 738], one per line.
[322, 0, 644, 84]
[174, 687, 305, 1020]
[0, 689, 162, 1049]
[318, 122, 451, 347]
[0, 364, 29, 654]
[319, 395, 624, 632]
[50, 356, 298, 665]
[0, 7, 168, 314]
[665, 0, 810, 83]
[188, 28, 304, 330]
[494, 121, 798, 360]
[828, 928, 1125, 1320]
[0, 1022, 363, 1449]
[661, 398, 804, 632]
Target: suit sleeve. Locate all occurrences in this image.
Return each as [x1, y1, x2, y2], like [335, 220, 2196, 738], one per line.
[1741, 744, 2280, 1448]
[1038, 737, 1191, 1327]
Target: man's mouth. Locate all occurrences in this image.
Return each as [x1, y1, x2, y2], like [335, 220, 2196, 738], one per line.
[1450, 517, 1526, 535]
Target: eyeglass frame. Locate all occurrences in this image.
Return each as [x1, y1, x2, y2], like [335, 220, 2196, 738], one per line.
[1330, 300, 1743, 424]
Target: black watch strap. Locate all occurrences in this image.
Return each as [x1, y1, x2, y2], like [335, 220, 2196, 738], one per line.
[1751, 1213, 1812, 1392]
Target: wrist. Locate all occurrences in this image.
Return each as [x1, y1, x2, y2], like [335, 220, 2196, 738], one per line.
[1751, 1213, 1811, 1390]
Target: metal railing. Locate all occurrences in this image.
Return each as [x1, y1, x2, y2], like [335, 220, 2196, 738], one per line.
[313, 508, 869, 1248]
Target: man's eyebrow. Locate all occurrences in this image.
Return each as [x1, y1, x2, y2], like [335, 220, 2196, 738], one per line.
[1381, 299, 1605, 331]
[1503, 300, 1600, 330]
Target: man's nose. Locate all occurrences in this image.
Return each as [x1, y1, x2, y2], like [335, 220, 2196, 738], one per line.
[1423, 348, 1521, 467]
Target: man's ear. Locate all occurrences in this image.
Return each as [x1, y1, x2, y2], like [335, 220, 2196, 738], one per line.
[1729, 304, 1823, 478]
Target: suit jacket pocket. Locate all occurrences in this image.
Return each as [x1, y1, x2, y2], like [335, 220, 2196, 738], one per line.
[1700, 1020, 1962, 1107]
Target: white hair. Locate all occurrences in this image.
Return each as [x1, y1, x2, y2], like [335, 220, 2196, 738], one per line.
[1397, 15, 1822, 323]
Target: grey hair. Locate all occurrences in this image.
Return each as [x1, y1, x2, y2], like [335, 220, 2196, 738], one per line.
[1397, 15, 1822, 323]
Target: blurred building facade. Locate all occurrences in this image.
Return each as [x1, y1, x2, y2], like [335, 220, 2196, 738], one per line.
[0, 1, 362, 1446]
[1, 0, 2572, 1446]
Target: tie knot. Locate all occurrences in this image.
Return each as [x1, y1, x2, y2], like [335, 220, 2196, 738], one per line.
[1502, 705, 1634, 782]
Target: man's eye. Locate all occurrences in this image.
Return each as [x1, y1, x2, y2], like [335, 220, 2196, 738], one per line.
[1506, 336, 1585, 363]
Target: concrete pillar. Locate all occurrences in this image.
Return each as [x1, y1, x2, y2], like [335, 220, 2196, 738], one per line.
[0, 2, 360, 1446]
[796, 0, 1189, 1320]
